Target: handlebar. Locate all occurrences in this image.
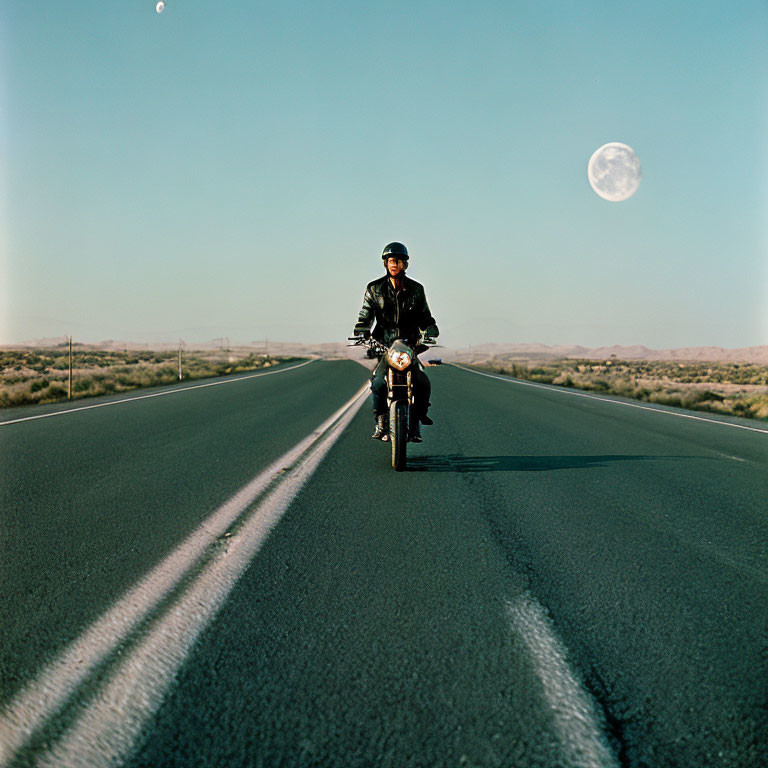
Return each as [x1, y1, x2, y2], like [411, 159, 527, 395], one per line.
[347, 332, 436, 346]
[347, 331, 437, 350]
[347, 334, 437, 362]
[348, 336, 386, 349]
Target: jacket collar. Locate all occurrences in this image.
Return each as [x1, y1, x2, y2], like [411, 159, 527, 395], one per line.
[385, 273, 408, 294]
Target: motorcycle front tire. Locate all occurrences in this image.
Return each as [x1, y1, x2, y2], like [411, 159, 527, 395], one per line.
[389, 400, 408, 471]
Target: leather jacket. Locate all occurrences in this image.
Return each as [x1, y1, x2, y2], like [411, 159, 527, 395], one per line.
[354, 274, 439, 347]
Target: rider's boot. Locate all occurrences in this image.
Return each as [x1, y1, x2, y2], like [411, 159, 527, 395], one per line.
[419, 402, 433, 426]
[371, 414, 389, 440]
[408, 419, 422, 443]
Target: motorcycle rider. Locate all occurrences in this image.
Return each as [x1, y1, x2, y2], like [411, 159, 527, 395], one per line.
[353, 242, 439, 443]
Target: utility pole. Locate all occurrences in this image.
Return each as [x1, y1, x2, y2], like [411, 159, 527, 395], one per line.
[266, 337, 269, 358]
[68, 336, 73, 400]
[178, 339, 183, 381]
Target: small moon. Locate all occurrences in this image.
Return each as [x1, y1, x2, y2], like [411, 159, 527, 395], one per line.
[156, 1, 165, 12]
[587, 142, 641, 202]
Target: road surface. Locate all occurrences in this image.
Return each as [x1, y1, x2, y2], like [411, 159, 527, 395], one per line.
[1, 359, 766, 767]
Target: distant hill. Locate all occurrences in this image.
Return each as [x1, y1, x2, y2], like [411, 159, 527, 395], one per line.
[0, 338, 352, 359]
[442, 343, 768, 365]
[3, 338, 767, 364]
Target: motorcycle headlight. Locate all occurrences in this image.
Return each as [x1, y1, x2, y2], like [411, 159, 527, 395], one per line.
[388, 349, 412, 371]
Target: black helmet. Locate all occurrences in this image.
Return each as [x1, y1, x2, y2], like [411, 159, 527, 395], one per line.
[382, 242, 409, 263]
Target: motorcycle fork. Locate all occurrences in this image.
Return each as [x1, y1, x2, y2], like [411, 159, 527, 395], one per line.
[386, 367, 413, 407]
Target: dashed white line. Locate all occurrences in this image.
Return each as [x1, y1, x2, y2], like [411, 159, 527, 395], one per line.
[0, 359, 315, 427]
[507, 594, 618, 768]
[453, 364, 768, 435]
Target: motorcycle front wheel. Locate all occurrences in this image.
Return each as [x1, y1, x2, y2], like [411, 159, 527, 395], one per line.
[389, 400, 408, 471]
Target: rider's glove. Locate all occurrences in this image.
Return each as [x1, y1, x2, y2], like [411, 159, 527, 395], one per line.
[419, 329, 437, 345]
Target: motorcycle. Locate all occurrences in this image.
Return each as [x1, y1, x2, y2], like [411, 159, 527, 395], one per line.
[348, 332, 436, 471]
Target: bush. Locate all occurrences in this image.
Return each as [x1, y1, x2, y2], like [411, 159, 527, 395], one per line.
[74, 376, 94, 393]
[46, 384, 67, 400]
[648, 391, 682, 407]
[527, 367, 557, 384]
[748, 395, 768, 419]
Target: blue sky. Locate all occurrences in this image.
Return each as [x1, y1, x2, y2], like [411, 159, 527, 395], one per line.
[3, 0, 766, 348]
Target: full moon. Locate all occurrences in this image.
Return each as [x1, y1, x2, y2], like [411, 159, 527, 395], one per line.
[587, 142, 641, 202]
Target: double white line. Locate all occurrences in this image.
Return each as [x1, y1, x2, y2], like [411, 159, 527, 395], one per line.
[0, 382, 369, 768]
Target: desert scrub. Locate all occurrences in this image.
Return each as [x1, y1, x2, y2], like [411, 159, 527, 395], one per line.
[469, 358, 768, 421]
[0, 348, 305, 408]
[527, 366, 558, 384]
[734, 394, 768, 419]
[581, 377, 611, 392]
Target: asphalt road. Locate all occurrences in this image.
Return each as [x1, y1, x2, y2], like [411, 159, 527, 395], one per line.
[1, 359, 766, 767]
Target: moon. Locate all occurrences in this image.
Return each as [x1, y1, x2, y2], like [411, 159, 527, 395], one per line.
[156, 1, 165, 12]
[587, 142, 642, 202]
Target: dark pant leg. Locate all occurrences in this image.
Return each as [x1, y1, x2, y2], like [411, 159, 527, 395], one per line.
[412, 366, 431, 420]
[370, 356, 388, 416]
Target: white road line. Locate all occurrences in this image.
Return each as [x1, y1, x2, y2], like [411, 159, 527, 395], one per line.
[0, 381, 368, 767]
[717, 453, 748, 463]
[0, 359, 315, 427]
[37, 388, 368, 768]
[506, 595, 618, 768]
[453, 363, 768, 435]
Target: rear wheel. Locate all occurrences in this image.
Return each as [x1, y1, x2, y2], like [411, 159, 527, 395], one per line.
[390, 400, 408, 471]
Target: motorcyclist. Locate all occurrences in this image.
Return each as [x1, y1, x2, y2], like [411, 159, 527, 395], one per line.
[353, 242, 439, 443]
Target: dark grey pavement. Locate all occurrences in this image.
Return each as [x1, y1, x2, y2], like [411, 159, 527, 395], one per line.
[0, 360, 368, 705]
[3, 361, 767, 767]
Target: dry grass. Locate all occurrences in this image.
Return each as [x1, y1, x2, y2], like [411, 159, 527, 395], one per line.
[0, 347, 304, 408]
[469, 358, 768, 420]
